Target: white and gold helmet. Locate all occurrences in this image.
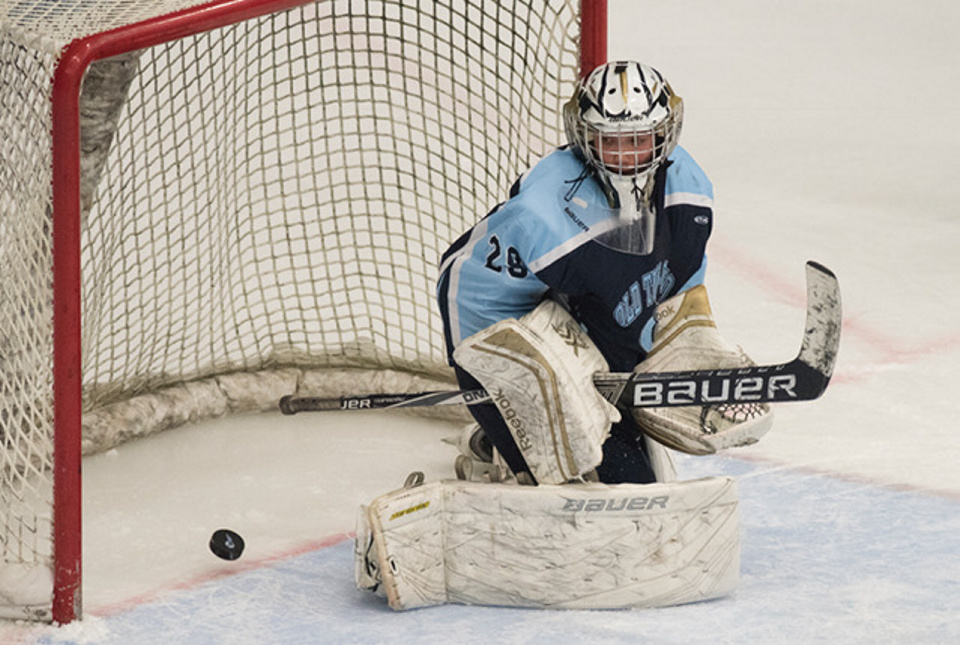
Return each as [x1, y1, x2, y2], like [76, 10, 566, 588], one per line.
[564, 60, 683, 185]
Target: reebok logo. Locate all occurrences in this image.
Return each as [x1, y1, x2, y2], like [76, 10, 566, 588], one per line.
[493, 388, 532, 452]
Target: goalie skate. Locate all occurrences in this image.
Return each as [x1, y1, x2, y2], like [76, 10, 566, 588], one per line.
[447, 425, 536, 484]
[446, 424, 504, 482]
[454, 455, 507, 483]
[443, 423, 493, 463]
[454, 452, 534, 486]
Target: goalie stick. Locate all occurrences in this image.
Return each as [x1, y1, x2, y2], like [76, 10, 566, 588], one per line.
[279, 261, 840, 414]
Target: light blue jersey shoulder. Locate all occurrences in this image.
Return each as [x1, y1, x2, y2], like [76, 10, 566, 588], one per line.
[664, 145, 714, 207]
[518, 145, 713, 221]
[506, 149, 613, 266]
[437, 149, 603, 346]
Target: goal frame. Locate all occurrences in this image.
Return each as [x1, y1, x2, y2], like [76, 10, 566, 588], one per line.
[47, 0, 607, 624]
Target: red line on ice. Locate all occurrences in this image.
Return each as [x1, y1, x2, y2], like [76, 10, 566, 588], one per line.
[88, 532, 354, 618]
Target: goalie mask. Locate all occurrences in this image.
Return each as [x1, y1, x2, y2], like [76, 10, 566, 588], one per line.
[564, 61, 683, 224]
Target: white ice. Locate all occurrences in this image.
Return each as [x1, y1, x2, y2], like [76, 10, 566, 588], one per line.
[5, 0, 960, 643]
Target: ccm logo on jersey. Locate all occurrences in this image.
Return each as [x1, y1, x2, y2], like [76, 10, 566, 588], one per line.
[634, 374, 798, 406]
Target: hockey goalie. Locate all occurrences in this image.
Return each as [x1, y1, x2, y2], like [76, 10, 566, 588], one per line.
[355, 60, 773, 610]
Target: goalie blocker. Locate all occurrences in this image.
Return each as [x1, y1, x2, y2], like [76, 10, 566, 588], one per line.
[355, 475, 740, 610]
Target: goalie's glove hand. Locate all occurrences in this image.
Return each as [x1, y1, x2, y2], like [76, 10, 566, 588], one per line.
[633, 285, 773, 455]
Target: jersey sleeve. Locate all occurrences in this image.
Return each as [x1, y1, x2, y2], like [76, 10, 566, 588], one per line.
[634, 146, 713, 353]
[664, 146, 714, 208]
[437, 203, 550, 358]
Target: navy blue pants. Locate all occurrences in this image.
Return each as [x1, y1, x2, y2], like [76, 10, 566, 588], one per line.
[454, 366, 657, 485]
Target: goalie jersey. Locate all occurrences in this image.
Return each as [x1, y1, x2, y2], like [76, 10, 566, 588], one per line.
[437, 146, 714, 373]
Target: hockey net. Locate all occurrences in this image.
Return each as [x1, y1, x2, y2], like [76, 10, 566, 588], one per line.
[0, 0, 593, 622]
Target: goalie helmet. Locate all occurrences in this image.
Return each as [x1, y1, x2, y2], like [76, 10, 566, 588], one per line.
[564, 60, 683, 209]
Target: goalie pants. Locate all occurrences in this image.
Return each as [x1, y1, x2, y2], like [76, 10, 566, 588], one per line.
[454, 366, 657, 484]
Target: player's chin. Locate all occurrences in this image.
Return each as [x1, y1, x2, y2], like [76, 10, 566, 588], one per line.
[599, 159, 652, 176]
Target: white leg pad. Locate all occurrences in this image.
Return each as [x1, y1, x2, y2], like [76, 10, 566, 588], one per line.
[355, 476, 739, 610]
[453, 300, 620, 484]
[645, 435, 678, 482]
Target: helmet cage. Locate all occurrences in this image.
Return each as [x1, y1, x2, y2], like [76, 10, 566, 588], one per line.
[564, 61, 684, 181]
[576, 119, 679, 178]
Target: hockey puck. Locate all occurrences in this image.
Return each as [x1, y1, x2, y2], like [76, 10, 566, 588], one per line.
[209, 529, 245, 561]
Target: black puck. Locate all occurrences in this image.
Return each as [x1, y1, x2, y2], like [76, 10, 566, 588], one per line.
[209, 528, 245, 561]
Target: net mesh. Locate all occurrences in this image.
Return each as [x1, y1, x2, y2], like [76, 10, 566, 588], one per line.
[0, 0, 580, 620]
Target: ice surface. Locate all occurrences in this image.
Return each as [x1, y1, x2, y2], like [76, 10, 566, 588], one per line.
[3, 0, 959, 642]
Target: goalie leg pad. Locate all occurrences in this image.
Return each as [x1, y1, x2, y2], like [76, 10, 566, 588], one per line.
[453, 300, 620, 484]
[646, 434, 677, 482]
[355, 482, 447, 609]
[355, 476, 740, 610]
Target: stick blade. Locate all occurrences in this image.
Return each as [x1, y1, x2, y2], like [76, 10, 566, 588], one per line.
[799, 260, 842, 381]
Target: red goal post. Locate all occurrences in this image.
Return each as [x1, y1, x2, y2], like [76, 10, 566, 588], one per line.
[1, 0, 608, 624]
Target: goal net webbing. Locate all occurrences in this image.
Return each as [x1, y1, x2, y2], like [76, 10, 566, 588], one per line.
[0, 0, 582, 621]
